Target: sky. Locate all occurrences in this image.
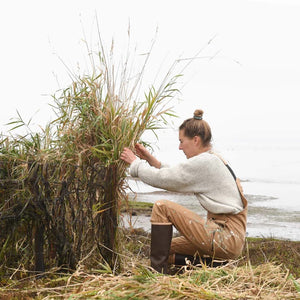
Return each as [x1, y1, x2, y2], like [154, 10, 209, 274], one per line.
[1, 0, 300, 145]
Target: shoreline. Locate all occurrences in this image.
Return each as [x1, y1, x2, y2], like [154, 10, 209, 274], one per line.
[122, 211, 300, 242]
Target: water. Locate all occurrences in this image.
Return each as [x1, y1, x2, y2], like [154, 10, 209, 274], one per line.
[122, 129, 300, 241]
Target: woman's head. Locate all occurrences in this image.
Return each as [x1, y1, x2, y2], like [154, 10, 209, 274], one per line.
[178, 109, 212, 157]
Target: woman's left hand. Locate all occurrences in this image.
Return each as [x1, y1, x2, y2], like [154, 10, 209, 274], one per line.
[120, 147, 137, 164]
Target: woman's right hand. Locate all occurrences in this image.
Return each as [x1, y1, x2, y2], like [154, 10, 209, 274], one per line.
[120, 147, 137, 164]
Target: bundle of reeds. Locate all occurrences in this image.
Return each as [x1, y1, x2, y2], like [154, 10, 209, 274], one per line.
[0, 34, 180, 276]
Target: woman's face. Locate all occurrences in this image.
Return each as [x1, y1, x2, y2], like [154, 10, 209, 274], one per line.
[179, 129, 201, 159]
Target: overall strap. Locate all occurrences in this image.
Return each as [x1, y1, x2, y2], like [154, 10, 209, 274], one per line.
[226, 164, 236, 180]
[212, 152, 248, 208]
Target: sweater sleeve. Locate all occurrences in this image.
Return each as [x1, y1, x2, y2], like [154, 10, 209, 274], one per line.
[129, 155, 209, 193]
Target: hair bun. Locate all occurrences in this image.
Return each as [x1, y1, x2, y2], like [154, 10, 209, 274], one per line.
[193, 109, 203, 120]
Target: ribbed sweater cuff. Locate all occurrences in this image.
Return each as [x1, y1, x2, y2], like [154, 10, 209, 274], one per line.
[129, 157, 141, 177]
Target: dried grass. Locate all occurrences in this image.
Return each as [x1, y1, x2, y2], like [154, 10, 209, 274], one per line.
[1, 231, 299, 299]
[1, 260, 299, 299]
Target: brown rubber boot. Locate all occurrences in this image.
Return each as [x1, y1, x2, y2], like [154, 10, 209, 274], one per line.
[150, 224, 173, 274]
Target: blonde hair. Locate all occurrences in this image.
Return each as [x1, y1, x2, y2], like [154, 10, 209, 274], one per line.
[179, 109, 212, 147]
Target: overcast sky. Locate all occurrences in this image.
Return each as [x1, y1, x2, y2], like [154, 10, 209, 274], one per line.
[1, 0, 300, 143]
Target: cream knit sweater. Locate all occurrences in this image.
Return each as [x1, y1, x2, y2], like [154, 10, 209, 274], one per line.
[129, 152, 243, 215]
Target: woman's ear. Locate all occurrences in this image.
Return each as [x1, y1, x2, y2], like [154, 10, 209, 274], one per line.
[193, 135, 202, 146]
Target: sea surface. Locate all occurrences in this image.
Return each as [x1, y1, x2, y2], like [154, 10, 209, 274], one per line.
[122, 129, 300, 241]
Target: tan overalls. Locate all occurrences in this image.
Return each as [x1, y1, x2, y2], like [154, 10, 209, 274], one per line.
[150, 160, 248, 262]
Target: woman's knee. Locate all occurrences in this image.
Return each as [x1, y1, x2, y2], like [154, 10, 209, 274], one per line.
[154, 199, 172, 207]
[151, 199, 173, 224]
[152, 199, 172, 213]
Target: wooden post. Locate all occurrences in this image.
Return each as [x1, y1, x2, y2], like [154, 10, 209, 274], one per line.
[99, 165, 118, 270]
[34, 222, 45, 274]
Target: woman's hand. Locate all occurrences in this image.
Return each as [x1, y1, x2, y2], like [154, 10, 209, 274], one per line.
[135, 143, 151, 160]
[135, 143, 161, 169]
[120, 147, 137, 164]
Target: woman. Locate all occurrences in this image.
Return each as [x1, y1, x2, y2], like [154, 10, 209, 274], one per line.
[120, 109, 247, 274]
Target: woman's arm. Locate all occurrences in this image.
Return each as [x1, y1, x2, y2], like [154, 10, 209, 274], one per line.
[120, 144, 161, 169]
[135, 143, 161, 169]
[129, 156, 197, 192]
